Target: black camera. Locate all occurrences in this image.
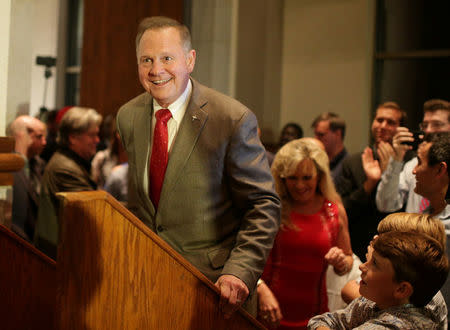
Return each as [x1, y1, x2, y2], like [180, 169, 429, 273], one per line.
[401, 130, 424, 151]
[36, 56, 56, 67]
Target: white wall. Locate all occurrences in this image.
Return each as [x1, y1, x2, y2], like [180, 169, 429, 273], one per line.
[234, 0, 283, 144]
[281, 0, 375, 153]
[7, 0, 33, 126]
[29, 0, 60, 117]
[1, 0, 12, 135]
[190, 0, 237, 96]
[6, 0, 59, 128]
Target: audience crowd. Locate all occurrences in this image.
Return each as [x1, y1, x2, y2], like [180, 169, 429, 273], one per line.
[5, 28, 450, 329]
[6, 97, 450, 328]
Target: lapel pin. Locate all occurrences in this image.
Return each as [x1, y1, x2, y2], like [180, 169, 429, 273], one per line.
[192, 115, 199, 121]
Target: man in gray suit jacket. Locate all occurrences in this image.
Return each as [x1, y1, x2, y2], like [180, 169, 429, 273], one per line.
[116, 16, 280, 317]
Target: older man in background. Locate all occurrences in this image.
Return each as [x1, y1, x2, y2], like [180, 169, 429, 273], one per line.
[34, 107, 102, 258]
[7, 116, 47, 241]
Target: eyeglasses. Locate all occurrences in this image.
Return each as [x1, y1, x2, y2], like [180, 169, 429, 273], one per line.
[419, 121, 447, 130]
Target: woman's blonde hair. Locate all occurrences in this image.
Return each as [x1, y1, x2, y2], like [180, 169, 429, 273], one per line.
[378, 212, 446, 250]
[271, 138, 340, 226]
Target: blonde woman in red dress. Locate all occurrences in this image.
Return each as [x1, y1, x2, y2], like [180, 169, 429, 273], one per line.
[257, 138, 353, 329]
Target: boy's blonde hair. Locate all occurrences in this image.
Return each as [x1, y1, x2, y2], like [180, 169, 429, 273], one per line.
[378, 212, 446, 250]
[374, 231, 449, 307]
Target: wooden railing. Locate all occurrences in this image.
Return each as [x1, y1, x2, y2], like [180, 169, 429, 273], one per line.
[57, 191, 265, 329]
[0, 137, 24, 186]
[0, 136, 24, 228]
[1, 133, 264, 328]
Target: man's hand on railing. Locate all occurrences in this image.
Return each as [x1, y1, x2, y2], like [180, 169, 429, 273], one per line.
[215, 274, 249, 319]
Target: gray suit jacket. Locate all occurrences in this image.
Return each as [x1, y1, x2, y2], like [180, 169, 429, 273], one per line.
[116, 79, 280, 293]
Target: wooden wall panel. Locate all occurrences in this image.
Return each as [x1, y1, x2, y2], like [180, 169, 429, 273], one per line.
[80, 0, 184, 117]
[0, 225, 56, 330]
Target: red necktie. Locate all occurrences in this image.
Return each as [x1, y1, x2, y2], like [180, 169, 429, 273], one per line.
[149, 109, 172, 208]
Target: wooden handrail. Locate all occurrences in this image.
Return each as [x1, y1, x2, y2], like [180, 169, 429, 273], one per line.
[0, 137, 15, 153]
[0, 153, 25, 172]
[57, 190, 266, 329]
[0, 136, 23, 226]
[0, 136, 24, 186]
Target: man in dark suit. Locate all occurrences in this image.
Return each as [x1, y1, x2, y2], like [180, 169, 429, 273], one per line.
[312, 112, 348, 183]
[116, 16, 280, 317]
[7, 116, 47, 241]
[34, 107, 101, 258]
[336, 102, 407, 261]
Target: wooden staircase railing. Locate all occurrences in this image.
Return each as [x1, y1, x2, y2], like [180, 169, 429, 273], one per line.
[57, 191, 266, 329]
[0, 136, 25, 228]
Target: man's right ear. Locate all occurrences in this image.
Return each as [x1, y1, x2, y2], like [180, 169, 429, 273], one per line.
[186, 49, 196, 73]
[437, 161, 448, 178]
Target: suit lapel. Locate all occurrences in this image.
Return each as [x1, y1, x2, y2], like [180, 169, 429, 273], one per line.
[133, 93, 156, 214]
[159, 80, 208, 205]
[16, 170, 39, 206]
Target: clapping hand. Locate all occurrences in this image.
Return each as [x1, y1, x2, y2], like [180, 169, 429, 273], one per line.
[362, 147, 381, 182]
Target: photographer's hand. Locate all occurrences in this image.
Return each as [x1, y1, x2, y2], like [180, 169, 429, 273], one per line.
[392, 127, 413, 161]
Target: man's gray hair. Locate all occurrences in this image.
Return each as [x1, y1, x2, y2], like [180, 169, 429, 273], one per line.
[57, 107, 102, 148]
[135, 16, 192, 53]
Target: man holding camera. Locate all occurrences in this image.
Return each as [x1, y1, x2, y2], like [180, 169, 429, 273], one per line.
[376, 99, 450, 213]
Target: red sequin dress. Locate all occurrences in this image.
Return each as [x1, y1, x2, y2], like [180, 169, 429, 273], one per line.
[262, 200, 339, 329]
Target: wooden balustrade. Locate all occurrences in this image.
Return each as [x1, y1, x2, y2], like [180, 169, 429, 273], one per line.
[57, 191, 265, 329]
[1, 187, 265, 328]
[0, 136, 24, 228]
[0, 137, 24, 186]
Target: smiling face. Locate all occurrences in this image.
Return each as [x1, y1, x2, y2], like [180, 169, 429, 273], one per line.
[359, 249, 401, 309]
[285, 158, 320, 204]
[371, 107, 402, 145]
[137, 27, 196, 108]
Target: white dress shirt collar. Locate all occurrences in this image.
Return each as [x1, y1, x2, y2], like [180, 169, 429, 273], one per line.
[152, 79, 192, 123]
